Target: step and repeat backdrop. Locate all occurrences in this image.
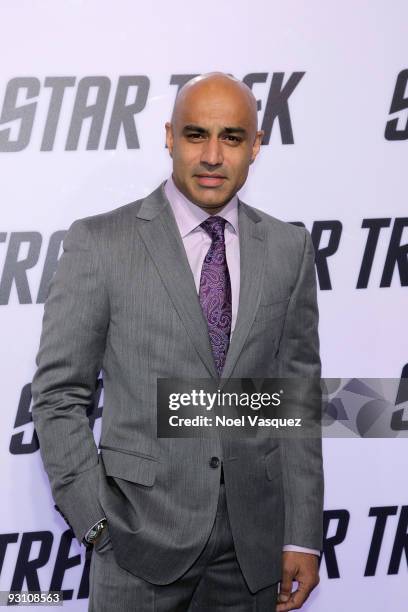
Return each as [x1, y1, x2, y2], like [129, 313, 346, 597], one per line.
[0, 1, 406, 610]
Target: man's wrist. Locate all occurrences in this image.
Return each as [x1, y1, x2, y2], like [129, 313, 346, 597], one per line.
[83, 517, 107, 545]
[283, 544, 320, 557]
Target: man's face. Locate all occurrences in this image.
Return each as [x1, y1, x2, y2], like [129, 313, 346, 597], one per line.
[165, 80, 263, 212]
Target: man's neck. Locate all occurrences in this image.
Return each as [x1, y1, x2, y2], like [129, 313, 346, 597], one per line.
[171, 175, 235, 215]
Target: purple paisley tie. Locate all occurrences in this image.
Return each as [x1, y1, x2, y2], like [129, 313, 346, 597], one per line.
[199, 216, 232, 376]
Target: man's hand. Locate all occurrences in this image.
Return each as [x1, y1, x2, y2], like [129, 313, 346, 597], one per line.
[276, 551, 319, 611]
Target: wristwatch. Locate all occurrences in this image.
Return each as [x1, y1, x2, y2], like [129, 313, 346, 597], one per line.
[84, 518, 107, 545]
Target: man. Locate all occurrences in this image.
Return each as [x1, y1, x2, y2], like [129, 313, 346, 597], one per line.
[32, 73, 323, 611]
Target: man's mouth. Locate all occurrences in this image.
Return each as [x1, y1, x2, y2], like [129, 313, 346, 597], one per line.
[194, 174, 226, 187]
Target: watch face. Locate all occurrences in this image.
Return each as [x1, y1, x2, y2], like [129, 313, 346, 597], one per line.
[88, 521, 106, 543]
[87, 527, 99, 543]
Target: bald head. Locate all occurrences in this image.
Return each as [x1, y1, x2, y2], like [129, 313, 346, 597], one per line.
[165, 71, 264, 213]
[171, 72, 259, 137]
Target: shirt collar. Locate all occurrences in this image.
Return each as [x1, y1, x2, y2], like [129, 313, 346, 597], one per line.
[164, 175, 239, 239]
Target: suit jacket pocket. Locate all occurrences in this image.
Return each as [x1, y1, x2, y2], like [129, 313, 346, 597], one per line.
[254, 297, 290, 323]
[100, 446, 157, 486]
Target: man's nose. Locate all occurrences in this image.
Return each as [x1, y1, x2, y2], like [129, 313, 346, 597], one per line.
[200, 137, 223, 166]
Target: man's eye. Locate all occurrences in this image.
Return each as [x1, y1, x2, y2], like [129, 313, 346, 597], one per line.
[223, 135, 242, 143]
[187, 133, 205, 140]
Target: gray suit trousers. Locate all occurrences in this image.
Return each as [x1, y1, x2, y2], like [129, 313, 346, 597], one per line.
[88, 483, 278, 611]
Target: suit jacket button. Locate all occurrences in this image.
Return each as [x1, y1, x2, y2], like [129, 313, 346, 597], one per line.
[209, 456, 220, 469]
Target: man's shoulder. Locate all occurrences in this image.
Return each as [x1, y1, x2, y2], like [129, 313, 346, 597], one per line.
[66, 184, 165, 241]
[71, 197, 145, 235]
[240, 200, 308, 247]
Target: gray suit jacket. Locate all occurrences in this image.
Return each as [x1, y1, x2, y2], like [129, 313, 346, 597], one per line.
[31, 183, 323, 592]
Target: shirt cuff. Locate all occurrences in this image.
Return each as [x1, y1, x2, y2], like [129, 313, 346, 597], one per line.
[84, 516, 107, 542]
[283, 545, 320, 556]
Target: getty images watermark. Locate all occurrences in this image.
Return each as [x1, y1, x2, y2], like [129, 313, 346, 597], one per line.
[167, 387, 300, 430]
[156, 377, 408, 438]
[157, 378, 321, 439]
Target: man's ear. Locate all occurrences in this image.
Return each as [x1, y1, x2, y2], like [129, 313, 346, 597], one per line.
[251, 130, 264, 163]
[165, 122, 173, 158]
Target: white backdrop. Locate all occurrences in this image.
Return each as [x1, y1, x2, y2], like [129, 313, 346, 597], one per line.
[0, 1, 407, 609]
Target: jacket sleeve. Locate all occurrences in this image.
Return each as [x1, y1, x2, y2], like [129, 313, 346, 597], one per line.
[277, 228, 324, 551]
[31, 218, 109, 544]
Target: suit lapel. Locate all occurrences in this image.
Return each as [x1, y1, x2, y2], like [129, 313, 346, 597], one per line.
[220, 200, 266, 383]
[135, 185, 218, 379]
[135, 185, 266, 382]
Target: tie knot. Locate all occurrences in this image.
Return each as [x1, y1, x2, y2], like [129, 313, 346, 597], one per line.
[200, 216, 227, 243]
